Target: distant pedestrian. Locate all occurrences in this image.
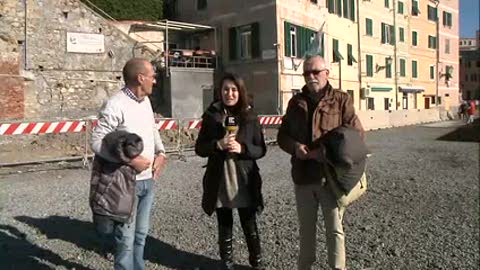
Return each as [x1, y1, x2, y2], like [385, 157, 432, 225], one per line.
[195, 73, 267, 270]
[90, 58, 167, 270]
[277, 55, 364, 270]
[467, 100, 476, 124]
[458, 101, 468, 121]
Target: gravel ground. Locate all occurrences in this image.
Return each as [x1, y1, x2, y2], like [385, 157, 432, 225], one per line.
[0, 121, 478, 270]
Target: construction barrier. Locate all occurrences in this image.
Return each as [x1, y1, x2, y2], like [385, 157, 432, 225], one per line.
[0, 116, 283, 167]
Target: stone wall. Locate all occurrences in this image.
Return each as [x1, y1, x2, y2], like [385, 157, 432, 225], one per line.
[0, 32, 24, 119]
[0, 0, 152, 120]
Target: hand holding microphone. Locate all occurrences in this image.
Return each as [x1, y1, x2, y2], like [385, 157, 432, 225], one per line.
[219, 116, 242, 153]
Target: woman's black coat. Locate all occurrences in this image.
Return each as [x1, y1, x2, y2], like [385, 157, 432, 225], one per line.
[195, 102, 267, 215]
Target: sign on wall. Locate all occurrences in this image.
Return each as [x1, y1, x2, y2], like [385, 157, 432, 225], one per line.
[66, 32, 105, 53]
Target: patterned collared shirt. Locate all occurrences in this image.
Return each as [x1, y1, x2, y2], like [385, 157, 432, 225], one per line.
[122, 87, 144, 103]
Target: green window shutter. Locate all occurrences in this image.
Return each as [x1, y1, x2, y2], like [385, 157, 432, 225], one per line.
[333, 39, 339, 62]
[343, 0, 348, 18]
[442, 11, 447, 26]
[398, 1, 404, 14]
[229, 27, 237, 60]
[347, 44, 352, 65]
[297, 26, 305, 57]
[448, 13, 452, 26]
[430, 66, 434, 79]
[386, 58, 392, 78]
[328, 0, 335, 13]
[320, 33, 325, 57]
[366, 18, 372, 36]
[336, 0, 342, 16]
[384, 0, 389, 8]
[412, 31, 417, 46]
[284, 21, 291, 56]
[381, 23, 386, 43]
[389, 25, 395, 45]
[412, 60, 418, 78]
[366, 55, 373, 77]
[350, 0, 355, 21]
[400, 59, 406, 76]
[399, 27, 404, 42]
[412, 0, 418, 15]
[251, 22, 260, 58]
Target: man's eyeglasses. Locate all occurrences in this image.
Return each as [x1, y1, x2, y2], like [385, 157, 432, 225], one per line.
[302, 69, 327, 77]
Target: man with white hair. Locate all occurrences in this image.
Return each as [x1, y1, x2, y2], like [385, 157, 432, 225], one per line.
[278, 55, 364, 270]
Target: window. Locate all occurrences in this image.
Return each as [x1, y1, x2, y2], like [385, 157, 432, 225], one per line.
[445, 39, 450, 54]
[427, 5, 437, 21]
[347, 90, 354, 103]
[443, 11, 452, 27]
[428, 35, 437, 49]
[229, 23, 260, 60]
[367, 97, 375, 110]
[412, 60, 418, 78]
[366, 54, 373, 77]
[430, 65, 435, 80]
[239, 26, 252, 59]
[366, 18, 373, 36]
[347, 43, 355, 65]
[398, 1, 404, 14]
[384, 98, 390, 110]
[333, 39, 343, 62]
[412, 31, 418, 46]
[197, 0, 207, 10]
[327, 0, 342, 16]
[403, 94, 408, 109]
[284, 22, 319, 58]
[381, 23, 395, 45]
[399, 27, 405, 42]
[290, 26, 297, 57]
[310, 0, 318, 3]
[328, 0, 355, 21]
[411, 0, 419, 16]
[400, 58, 406, 77]
[385, 58, 392, 78]
[384, 0, 389, 8]
[445, 65, 453, 80]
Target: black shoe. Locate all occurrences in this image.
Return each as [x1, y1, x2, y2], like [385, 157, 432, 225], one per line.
[219, 227, 234, 270]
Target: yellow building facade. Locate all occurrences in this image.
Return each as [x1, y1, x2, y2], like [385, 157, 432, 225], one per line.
[408, 0, 438, 109]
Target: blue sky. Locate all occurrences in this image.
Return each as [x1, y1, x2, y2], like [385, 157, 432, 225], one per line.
[460, 0, 479, 38]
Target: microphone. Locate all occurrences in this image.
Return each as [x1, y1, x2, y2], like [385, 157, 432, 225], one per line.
[225, 115, 238, 135]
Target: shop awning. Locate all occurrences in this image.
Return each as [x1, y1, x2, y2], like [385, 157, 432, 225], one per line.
[399, 86, 425, 93]
[371, 86, 392, 92]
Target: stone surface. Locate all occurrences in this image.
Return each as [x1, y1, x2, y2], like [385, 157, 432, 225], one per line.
[0, 0, 153, 120]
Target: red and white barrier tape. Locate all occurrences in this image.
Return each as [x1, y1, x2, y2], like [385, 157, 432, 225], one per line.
[258, 116, 283, 125]
[0, 121, 85, 135]
[187, 119, 202, 129]
[0, 116, 282, 135]
[155, 119, 178, 130]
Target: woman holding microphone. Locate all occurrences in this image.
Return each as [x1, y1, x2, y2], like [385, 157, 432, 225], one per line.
[195, 73, 267, 270]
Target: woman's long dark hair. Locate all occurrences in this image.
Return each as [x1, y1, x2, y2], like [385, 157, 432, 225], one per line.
[218, 72, 249, 119]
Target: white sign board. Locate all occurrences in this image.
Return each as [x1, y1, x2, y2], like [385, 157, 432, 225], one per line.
[262, 49, 276, 60]
[67, 32, 105, 53]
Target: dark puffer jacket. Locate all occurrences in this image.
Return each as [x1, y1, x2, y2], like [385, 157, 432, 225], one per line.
[89, 131, 143, 223]
[195, 102, 267, 215]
